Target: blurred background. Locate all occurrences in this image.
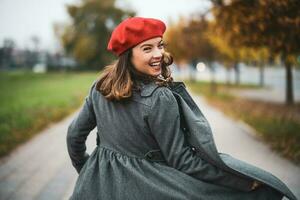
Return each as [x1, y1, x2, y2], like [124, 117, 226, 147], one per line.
[0, 0, 299, 199]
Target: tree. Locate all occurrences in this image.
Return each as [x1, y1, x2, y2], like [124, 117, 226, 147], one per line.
[206, 29, 242, 85]
[211, 0, 300, 105]
[240, 47, 270, 87]
[0, 39, 15, 69]
[30, 36, 40, 52]
[58, 0, 135, 70]
[185, 18, 219, 89]
[164, 18, 190, 63]
[165, 17, 219, 92]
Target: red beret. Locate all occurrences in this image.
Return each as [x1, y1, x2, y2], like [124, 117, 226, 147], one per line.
[107, 17, 166, 56]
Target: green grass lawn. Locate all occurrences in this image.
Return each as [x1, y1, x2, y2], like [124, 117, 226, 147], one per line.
[0, 71, 99, 157]
[186, 80, 300, 165]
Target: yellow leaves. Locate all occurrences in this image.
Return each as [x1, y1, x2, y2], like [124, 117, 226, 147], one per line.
[239, 47, 270, 63]
[286, 54, 297, 65]
[67, 5, 79, 18]
[258, 22, 265, 31]
[61, 25, 76, 46]
[164, 19, 190, 62]
[212, 0, 300, 55]
[207, 33, 233, 59]
[58, 0, 135, 68]
[232, 24, 240, 34]
[73, 35, 97, 63]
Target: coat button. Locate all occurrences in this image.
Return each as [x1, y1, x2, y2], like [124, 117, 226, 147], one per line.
[182, 127, 187, 131]
[147, 152, 153, 159]
[191, 147, 196, 152]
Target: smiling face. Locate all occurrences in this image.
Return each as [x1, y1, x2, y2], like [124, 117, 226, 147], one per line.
[131, 37, 165, 77]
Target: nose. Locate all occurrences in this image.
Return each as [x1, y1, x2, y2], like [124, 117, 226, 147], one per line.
[153, 47, 164, 59]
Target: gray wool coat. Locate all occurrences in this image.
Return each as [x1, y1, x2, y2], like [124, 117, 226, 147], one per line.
[67, 80, 297, 200]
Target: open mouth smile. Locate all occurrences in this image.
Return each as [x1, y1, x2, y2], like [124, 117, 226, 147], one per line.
[149, 61, 161, 67]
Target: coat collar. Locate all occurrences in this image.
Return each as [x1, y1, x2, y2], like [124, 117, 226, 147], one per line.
[140, 81, 186, 97]
[140, 81, 160, 97]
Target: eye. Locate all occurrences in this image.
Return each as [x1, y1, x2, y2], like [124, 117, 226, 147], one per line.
[158, 43, 165, 49]
[143, 47, 151, 51]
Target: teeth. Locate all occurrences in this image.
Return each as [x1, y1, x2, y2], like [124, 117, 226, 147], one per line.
[150, 62, 160, 66]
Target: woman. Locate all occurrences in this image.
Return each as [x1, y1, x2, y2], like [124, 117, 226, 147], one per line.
[67, 17, 297, 200]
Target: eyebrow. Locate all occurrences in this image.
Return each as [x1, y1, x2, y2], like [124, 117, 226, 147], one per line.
[140, 40, 163, 48]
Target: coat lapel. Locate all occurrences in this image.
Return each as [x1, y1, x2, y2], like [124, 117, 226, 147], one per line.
[168, 82, 226, 167]
[168, 81, 297, 200]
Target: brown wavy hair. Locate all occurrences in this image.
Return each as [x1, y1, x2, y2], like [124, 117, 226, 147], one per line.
[96, 49, 173, 101]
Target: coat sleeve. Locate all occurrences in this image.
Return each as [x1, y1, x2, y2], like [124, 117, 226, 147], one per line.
[147, 88, 254, 191]
[66, 82, 97, 173]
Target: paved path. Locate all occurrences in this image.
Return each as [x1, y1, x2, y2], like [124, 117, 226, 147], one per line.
[191, 94, 300, 199]
[230, 87, 300, 104]
[0, 112, 97, 200]
[0, 93, 299, 199]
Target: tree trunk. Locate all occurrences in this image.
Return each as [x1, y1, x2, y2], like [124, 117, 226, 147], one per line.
[190, 59, 198, 82]
[189, 66, 196, 83]
[226, 66, 231, 86]
[284, 55, 294, 105]
[259, 62, 265, 87]
[234, 62, 240, 85]
[209, 63, 217, 94]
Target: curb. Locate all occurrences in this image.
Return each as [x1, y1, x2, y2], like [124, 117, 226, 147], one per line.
[236, 120, 263, 140]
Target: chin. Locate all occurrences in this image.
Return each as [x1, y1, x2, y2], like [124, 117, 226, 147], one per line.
[151, 70, 161, 77]
[151, 72, 161, 77]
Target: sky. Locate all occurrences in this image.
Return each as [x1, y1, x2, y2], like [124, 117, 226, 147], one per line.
[0, 0, 211, 52]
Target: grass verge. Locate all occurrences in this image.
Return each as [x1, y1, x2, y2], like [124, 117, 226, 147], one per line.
[0, 71, 99, 157]
[185, 80, 300, 165]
